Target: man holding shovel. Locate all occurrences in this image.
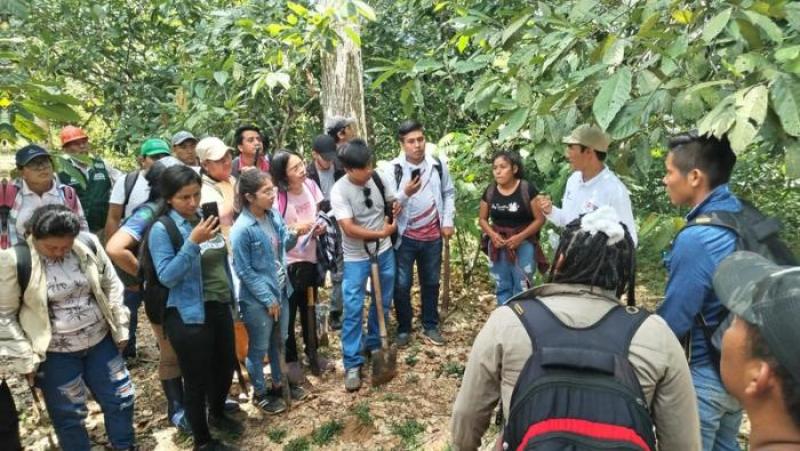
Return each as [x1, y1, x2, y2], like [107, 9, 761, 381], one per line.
[330, 139, 401, 392]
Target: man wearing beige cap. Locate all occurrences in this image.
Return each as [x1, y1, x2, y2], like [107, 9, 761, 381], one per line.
[197, 137, 237, 237]
[537, 124, 637, 245]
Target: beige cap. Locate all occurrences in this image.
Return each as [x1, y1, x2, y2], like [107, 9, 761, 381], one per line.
[562, 125, 611, 152]
[196, 137, 232, 162]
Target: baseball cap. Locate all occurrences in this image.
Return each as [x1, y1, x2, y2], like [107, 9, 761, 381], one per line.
[312, 134, 337, 161]
[562, 125, 611, 152]
[325, 115, 355, 136]
[196, 137, 233, 162]
[171, 131, 197, 146]
[713, 251, 800, 384]
[140, 138, 171, 157]
[16, 144, 51, 167]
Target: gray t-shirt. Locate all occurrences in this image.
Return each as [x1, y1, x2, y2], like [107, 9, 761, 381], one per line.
[317, 165, 335, 200]
[330, 172, 396, 261]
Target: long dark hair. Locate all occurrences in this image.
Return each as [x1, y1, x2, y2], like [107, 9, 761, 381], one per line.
[237, 168, 272, 209]
[548, 217, 637, 305]
[26, 204, 81, 239]
[270, 149, 299, 192]
[492, 150, 525, 180]
[156, 165, 201, 217]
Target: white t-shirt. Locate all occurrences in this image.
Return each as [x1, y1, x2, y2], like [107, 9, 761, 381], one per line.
[109, 170, 150, 218]
[547, 167, 638, 245]
[330, 173, 396, 261]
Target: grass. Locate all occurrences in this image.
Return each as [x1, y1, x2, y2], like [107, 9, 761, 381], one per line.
[405, 342, 420, 366]
[283, 436, 310, 451]
[391, 418, 426, 449]
[267, 427, 288, 444]
[351, 401, 374, 427]
[311, 419, 344, 446]
[441, 361, 466, 379]
[381, 392, 407, 403]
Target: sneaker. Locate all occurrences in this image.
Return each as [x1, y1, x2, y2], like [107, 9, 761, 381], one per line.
[252, 392, 286, 415]
[223, 397, 241, 413]
[422, 329, 445, 346]
[330, 312, 342, 331]
[195, 438, 240, 451]
[396, 332, 411, 347]
[170, 409, 191, 434]
[208, 412, 244, 436]
[344, 367, 361, 392]
[290, 384, 308, 401]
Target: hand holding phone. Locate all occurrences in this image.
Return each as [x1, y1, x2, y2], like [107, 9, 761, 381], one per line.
[411, 168, 422, 180]
[201, 202, 220, 220]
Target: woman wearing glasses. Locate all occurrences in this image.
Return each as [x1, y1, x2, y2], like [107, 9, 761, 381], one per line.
[270, 150, 329, 383]
[230, 168, 310, 415]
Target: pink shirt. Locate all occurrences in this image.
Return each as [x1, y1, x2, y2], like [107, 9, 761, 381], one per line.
[284, 181, 323, 264]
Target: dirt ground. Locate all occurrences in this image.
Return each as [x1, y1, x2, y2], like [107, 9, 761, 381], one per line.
[13, 269, 751, 450]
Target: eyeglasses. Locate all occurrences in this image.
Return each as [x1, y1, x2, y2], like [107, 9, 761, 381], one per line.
[25, 158, 53, 171]
[363, 187, 373, 209]
[263, 187, 277, 197]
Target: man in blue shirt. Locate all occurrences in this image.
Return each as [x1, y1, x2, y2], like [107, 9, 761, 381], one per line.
[658, 132, 742, 450]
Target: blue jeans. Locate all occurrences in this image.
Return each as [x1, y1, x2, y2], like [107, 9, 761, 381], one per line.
[122, 288, 142, 358]
[489, 241, 535, 305]
[394, 236, 442, 334]
[341, 249, 395, 370]
[37, 334, 135, 450]
[692, 364, 742, 451]
[240, 297, 289, 396]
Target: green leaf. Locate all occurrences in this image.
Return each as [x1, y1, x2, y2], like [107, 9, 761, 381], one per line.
[698, 94, 737, 137]
[771, 74, 800, 137]
[743, 11, 783, 43]
[673, 90, 706, 122]
[787, 141, 800, 179]
[728, 86, 769, 152]
[12, 114, 46, 141]
[702, 8, 731, 43]
[265, 72, 291, 90]
[569, 0, 597, 22]
[603, 37, 626, 66]
[413, 58, 443, 73]
[213, 71, 228, 87]
[352, 0, 377, 21]
[533, 144, 557, 174]
[502, 13, 532, 46]
[592, 67, 632, 130]
[286, 1, 308, 17]
[343, 27, 362, 46]
[787, 3, 800, 32]
[498, 107, 529, 141]
[20, 100, 81, 122]
[456, 35, 470, 53]
[672, 9, 694, 25]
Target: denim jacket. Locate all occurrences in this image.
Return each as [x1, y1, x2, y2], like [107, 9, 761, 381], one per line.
[230, 208, 297, 308]
[148, 209, 234, 325]
[657, 184, 741, 367]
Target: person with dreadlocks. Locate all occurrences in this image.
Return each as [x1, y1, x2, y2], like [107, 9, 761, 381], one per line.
[451, 206, 700, 451]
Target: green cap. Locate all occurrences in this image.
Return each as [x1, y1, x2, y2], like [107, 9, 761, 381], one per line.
[140, 138, 171, 157]
[562, 125, 611, 152]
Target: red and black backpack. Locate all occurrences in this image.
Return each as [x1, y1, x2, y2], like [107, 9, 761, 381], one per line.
[503, 297, 656, 451]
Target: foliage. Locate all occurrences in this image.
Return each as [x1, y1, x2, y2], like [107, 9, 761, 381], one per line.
[311, 419, 344, 446]
[267, 427, 288, 444]
[391, 418, 426, 449]
[351, 401, 374, 427]
[283, 436, 310, 451]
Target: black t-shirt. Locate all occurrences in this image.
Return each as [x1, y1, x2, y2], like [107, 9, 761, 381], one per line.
[481, 180, 539, 228]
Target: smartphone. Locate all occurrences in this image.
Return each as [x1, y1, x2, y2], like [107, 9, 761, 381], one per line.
[411, 168, 422, 180]
[201, 202, 220, 220]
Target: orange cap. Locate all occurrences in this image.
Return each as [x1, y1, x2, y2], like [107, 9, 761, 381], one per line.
[60, 126, 89, 147]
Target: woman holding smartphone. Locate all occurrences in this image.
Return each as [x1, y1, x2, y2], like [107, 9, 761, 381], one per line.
[146, 165, 241, 450]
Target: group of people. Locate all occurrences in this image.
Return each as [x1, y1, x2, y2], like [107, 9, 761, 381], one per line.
[0, 115, 797, 451]
[454, 129, 800, 451]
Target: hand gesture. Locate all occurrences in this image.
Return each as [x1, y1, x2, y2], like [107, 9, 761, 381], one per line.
[490, 232, 506, 249]
[505, 233, 525, 250]
[292, 222, 314, 236]
[536, 194, 553, 215]
[403, 175, 422, 197]
[189, 216, 220, 244]
[382, 218, 398, 238]
[268, 302, 281, 321]
[313, 223, 326, 236]
[441, 226, 455, 239]
[391, 201, 402, 219]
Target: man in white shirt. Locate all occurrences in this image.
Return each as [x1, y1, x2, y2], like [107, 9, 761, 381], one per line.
[537, 124, 637, 245]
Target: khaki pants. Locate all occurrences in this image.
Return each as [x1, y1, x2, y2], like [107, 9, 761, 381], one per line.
[151, 323, 181, 380]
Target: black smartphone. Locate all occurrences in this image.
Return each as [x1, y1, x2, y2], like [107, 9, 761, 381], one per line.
[411, 168, 422, 180]
[201, 202, 219, 220]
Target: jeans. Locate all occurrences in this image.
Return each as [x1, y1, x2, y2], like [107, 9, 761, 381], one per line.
[394, 236, 442, 334]
[489, 241, 534, 305]
[122, 288, 143, 358]
[286, 262, 318, 363]
[692, 364, 742, 451]
[341, 249, 395, 370]
[37, 334, 135, 451]
[164, 302, 235, 446]
[240, 297, 289, 396]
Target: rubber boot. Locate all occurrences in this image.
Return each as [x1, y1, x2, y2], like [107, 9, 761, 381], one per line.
[161, 378, 190, 433]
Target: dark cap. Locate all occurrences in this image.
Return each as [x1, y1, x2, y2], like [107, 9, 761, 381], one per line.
[312, 134, 337, 161]
[324, 115, 355, 136]
[171, 131, 197, 146]
[16, 144, 51, 167]
[713, 251, 800, 384]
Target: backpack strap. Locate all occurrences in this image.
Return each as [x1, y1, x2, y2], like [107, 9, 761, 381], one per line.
[519, 180, 531, 217]
[14, 233, 98, 294]
[158, 215, 183, 251]
[121, 171, 139, 213]
[507, 297, 649, 371]
[393, 163, 402, 190]
[394, 157, 445, 191]
[278, 190, 288, 217]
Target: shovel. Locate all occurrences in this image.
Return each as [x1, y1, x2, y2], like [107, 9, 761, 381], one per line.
[306, 287, 322, 376]
[364, 241, 397, 387]
[441, 236, 451, 317]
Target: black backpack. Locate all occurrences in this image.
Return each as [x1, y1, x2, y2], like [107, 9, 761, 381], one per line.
[680, 199, 798, 366]
[503, 297, 656, 451]
[138, 215, 183, 325]
[15, 233, 98, 293]
[121, 170, 140, 215]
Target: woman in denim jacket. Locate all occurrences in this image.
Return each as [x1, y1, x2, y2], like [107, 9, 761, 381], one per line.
[146, 165, 240, 451]
[230, 169, 310, 415]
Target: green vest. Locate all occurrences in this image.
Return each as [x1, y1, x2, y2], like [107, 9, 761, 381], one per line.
[56, 155, 112, 231]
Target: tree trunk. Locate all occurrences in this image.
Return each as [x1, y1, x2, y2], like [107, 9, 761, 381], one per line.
[319, 0, 368, 142]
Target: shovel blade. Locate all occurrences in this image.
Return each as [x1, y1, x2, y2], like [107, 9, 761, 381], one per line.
[370, 347, 398, 386]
